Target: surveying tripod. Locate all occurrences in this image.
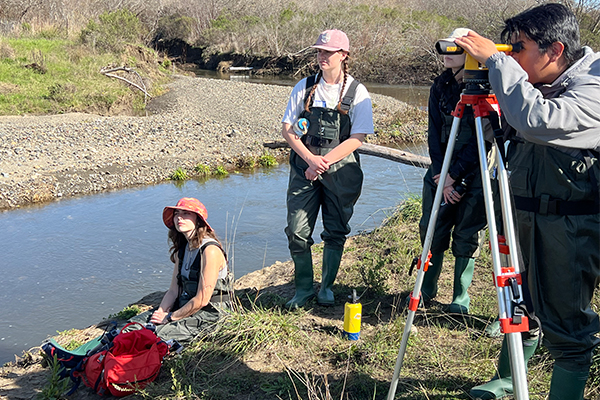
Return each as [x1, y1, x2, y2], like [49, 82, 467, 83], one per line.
[386, 78, 531, 399]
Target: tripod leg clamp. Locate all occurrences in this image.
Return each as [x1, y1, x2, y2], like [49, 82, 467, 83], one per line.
[500, 315, 529, 334]
[408, 292, 421, 312]
[408, 252, 432, 276]
[495, 268, 530, 333]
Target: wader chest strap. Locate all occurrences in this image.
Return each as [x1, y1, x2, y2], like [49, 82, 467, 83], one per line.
[340, 80, 359, 111]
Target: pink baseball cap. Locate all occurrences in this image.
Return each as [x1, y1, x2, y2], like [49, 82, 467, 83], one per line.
[162, 197, 213, 231]
[311, 29, 349, 52]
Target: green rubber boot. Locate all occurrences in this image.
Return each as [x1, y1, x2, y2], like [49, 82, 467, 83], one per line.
[421, 253, 444, 301]
[317, 247, 343, 306]
[448, 257, 475, 314]
[285, 252, 315, 309]
[548, 364, 588, 400]
[470, 336, 538, 399]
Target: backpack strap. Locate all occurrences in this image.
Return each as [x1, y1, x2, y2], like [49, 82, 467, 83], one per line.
[199, 241, 232, 303]
[200, 240, 227, 261]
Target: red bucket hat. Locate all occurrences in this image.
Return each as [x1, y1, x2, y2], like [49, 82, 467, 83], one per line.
[162, 197, 213, 231]
[311, 29, 350, 52]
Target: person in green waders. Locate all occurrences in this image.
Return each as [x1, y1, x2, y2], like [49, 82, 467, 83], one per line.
[417, 27, 489, 315]
[281, 29, 374, 308]
[455, 3, 600, 399]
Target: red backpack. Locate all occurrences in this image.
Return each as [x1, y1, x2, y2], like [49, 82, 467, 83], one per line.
[73, 322, 169, 397]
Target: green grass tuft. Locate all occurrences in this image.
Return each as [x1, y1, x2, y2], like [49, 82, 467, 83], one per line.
[213, 165, 229, 177]
[170, 167, 188, 181]
[257, 154, 278, 168]
[194, 163, 211, 177]
[108, 305, 142, 320]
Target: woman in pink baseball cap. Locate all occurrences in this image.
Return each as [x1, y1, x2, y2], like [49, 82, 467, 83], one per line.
[128, 197, 233, 342]
[281, 30, 374, 308]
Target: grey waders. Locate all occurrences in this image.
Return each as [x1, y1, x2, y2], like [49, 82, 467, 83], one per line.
[285, 252, 315, 309]
[317, 246, 343, 306]
[469, 336, 538, 399]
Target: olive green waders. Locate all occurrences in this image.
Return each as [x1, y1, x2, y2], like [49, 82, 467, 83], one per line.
[285, 148, 363, 308]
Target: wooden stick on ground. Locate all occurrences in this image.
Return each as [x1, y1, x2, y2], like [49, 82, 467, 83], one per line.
[100, 66, 152, 103]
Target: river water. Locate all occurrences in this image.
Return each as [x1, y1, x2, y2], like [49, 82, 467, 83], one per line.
[0, 77, 430, 365]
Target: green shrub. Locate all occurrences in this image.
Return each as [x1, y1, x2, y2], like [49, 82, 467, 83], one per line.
[156, 14, 195, 42]
[358, 256, 391, 295]
[80, 9, 143, 53]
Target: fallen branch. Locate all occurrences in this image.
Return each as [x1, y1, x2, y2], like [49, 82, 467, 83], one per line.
[264, 141, 431, 169]
[100, 66, 151, 103]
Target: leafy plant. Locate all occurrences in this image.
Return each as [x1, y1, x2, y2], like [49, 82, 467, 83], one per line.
[108, 305, 141, 320]
[39, 354, 71, 400]
[80, 9, 143, 53]
[358, 256, 391, 295]
[213, 165, 229, 177]
[257, 154, 278, 168]
[194, 163, 210, 177]
[155, 14, 195, 42]
[170, 167, 188, 181]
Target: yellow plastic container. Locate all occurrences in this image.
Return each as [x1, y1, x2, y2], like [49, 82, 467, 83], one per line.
[343, 290, 361, 340]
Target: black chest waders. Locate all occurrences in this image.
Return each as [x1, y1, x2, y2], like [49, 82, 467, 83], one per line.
[388, 77, 531, 399]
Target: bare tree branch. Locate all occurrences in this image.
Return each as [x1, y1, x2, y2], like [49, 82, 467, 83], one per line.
[100, 66, 151, 102]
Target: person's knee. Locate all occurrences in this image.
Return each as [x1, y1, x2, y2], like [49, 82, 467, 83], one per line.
[321, 233, 346, 250]
[285, 227, 314, 253]
[544, 335, 596, 372]
[323, 242, 344, 252]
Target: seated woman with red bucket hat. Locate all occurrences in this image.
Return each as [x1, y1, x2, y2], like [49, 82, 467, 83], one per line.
[128, 197, 233, 343]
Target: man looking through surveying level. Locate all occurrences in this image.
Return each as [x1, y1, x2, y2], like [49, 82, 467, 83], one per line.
[454, 3, 600, 399]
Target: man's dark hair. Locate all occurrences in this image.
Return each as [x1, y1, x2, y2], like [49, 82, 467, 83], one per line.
[501, 3, 584, 65]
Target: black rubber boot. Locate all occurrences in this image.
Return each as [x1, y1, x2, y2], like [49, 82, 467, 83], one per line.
[285, 252, 315, 309]
[317, 247, 343, 306]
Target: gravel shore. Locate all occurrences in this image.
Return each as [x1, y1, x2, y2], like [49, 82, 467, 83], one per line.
[0, 75, 409, 210]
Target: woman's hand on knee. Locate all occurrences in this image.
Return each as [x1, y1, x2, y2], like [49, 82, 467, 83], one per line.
[150, 309, 168, 325]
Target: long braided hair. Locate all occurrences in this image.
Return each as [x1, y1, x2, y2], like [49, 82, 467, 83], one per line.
[304, 55, 350, 116]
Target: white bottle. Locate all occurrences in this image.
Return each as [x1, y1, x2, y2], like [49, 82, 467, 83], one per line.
[293, 118, 309, 137]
